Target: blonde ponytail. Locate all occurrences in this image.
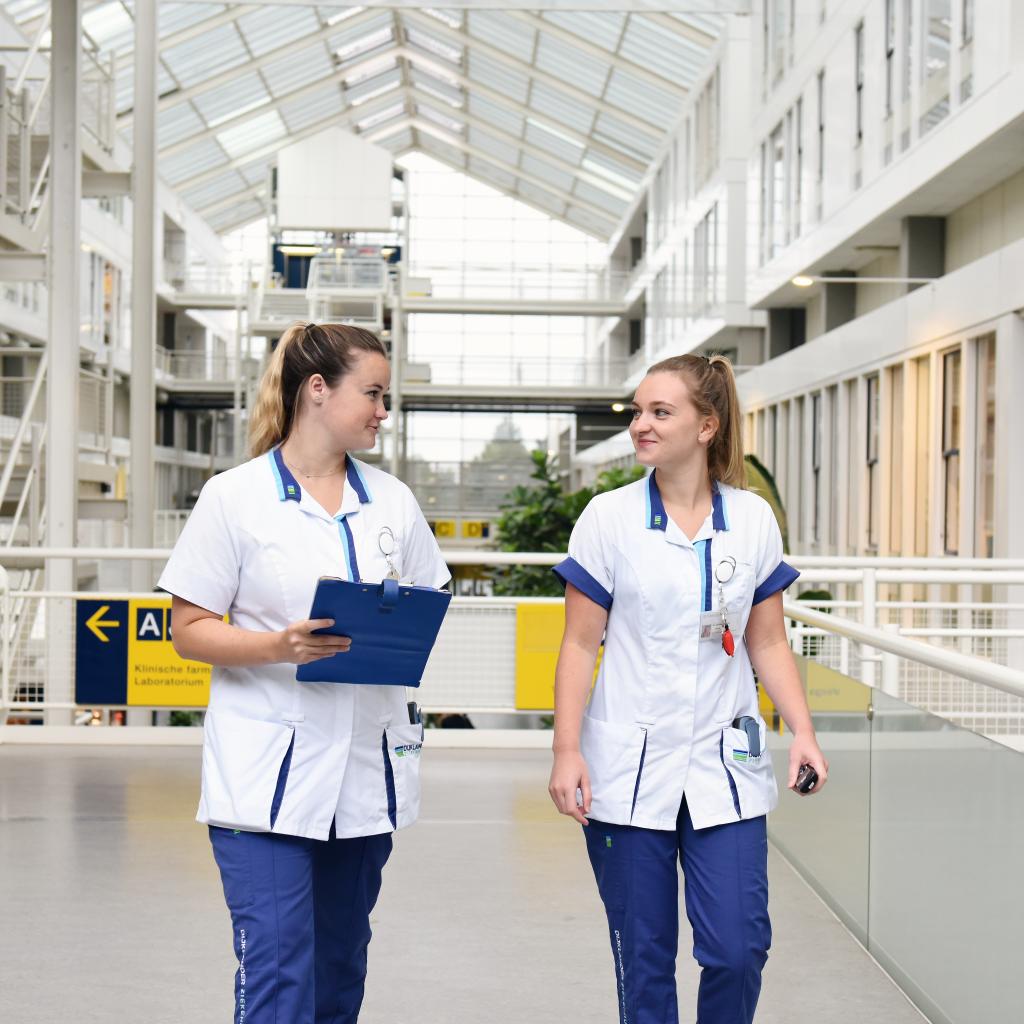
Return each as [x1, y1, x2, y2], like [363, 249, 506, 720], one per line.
[249, 323, 304, 457]
[248, 321, 389, 458]
[646, 352, 747, 488]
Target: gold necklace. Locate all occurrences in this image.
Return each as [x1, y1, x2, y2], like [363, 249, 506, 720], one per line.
[283, 455, 346, 479]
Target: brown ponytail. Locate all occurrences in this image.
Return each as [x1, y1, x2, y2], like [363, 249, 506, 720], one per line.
[646, 353, 746, 488]
[248, 322, 388, 457]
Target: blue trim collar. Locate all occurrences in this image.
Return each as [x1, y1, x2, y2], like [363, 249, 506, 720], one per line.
[270, 448, 301, 502]
[645, 473, 729, 532]
[346, 457, 373, 504]
[270, 449, 373, 505]
[646, 472, 667, 531]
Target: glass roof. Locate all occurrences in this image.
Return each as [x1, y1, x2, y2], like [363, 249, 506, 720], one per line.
[6, 1, 724, 237]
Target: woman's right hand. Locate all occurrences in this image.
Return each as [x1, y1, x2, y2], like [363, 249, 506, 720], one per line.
[549, 750, 591, 825]
[276, 619, 352, 664]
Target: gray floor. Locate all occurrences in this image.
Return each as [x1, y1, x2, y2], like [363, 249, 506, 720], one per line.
[0, 745, 923, 1024]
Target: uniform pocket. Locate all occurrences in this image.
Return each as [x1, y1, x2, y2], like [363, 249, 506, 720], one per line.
[384, 723, 424, 828]
[721, 721, 777, 819]
[201, 710, 295, 831]
[580, 714, 648, 823]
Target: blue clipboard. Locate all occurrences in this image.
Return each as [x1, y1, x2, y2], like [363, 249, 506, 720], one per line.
[296, 576, 452, 687]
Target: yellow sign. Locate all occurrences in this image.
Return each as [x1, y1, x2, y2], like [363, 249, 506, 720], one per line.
[431, 519, 456, 538]
[85, 604, 121, 643]
[461, 520, 490, 539]
[514, 603, 601, 711]
[126, 598, 212, 707]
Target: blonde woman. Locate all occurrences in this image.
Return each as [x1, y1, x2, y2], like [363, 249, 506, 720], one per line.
[159, 323, 449, 1023]
[548, 354, 828, 1024]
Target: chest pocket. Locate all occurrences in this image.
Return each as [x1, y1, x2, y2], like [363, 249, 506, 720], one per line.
[713, 557, 756, 636]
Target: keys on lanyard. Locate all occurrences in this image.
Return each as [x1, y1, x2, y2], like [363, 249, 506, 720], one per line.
[714, 556, 736, 657]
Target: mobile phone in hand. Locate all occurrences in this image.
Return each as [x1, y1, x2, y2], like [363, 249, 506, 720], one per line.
[795, 764, 818, 793]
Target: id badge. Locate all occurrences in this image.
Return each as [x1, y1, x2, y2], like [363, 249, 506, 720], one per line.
[699, 609, 726, 641]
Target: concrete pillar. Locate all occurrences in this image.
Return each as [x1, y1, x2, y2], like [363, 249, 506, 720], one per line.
[45, 0, 82, 725]
[900, 217, 945, 293]
[822, 271, 857, 332]
[389, 279, 404, 477]
[128, 0, 157, 726]
[130, 0, 157, 582]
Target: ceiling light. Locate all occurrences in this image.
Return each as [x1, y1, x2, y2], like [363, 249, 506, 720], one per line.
[792, 275, 814, 287]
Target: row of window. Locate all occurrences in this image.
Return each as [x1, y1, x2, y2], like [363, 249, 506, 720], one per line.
[758, 0, 977, 265]
[648, 68, 721, 252]
[749, 333, 995, 558]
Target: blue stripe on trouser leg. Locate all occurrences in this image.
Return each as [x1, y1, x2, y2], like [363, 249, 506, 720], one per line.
[313, 831, 393, 1023]
[584, 820, 681, 1024]
[678, 799, 770, 1024]
[208, 826, 393, 1024]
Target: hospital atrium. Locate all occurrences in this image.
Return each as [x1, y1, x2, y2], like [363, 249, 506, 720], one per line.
[0, 2, 1019, 1023]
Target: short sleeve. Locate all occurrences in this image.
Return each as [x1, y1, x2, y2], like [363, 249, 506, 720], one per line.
[157, 479, 241, 616]
[402, 496, 451, 590]
[751, 503, 800, 605]
[553, 500, 614, 610]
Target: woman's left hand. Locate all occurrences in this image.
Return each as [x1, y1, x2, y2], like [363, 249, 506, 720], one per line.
[787, 731, 829, 796]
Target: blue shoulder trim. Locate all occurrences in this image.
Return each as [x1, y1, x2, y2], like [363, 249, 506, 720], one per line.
[553, 557, 613, 611]
[752, 561, 801, 605]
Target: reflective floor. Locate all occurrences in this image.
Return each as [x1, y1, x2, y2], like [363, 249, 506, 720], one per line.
[0, 745, 924, 1023]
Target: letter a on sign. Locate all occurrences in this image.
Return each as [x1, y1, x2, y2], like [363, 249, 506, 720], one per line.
[138, 610, 163, 640]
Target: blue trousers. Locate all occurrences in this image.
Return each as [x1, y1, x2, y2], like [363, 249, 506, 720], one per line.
[584, 799, 770, 1024]
[209, 825, 393, 1024]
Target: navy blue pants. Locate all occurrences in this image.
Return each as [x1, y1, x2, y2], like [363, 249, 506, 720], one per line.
[584, 799, 770, 1024]
[209, 825, 393, 1024]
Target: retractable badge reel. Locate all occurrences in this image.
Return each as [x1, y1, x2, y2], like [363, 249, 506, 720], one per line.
[715, 556, 736, 657]
[378, 526, 401, 581]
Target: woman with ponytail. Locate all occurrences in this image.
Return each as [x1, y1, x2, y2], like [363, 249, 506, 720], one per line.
[158, 322, 449, 1024]
[548, 353, 827, 1024]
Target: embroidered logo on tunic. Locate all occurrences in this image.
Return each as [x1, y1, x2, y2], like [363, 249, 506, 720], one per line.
[394, 743, 422, 758]
[732, 749, 749, 763]
[286, 484, 297, 496]
[653, 514, 663, 526]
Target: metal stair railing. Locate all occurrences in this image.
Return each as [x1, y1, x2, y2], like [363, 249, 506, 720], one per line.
[0, 351, 45, 512]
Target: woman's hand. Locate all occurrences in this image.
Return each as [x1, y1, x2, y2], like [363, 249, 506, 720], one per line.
[787, 731, 829, 796]
[276, 618, 352, 664]
[549, 750, 592, 825]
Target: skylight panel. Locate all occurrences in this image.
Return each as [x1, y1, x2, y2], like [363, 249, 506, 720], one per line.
[163, 24, 249, 89]
[411, 71, 463, 109]
[216, 110, 287, 160]
[323, 6, 367, 27]
[465, 10, 535, 64]
[581, 154, 641, 191]
[336, 25, 393, 63]
[191, 74, 270, 128]
[82, 2, 134, 51]
[346, 68, 402, 106]
[343, 53, 398, 87]
[162, 137, 230, 185]
[604, 71, 679, 120]
[466, 126, 518, 168]
[237, 6, 322, 58]
[417, 103, 465, 136]
[422, 9, 464, 30]
[573, 179, 629, 216]
[278, 83, 344, 132]
[260, 45, 334, 96]
[406, 26, 463, 66]
[357, 101, 406, 131]
[535, 36, 609, 98]
[528, 82, 595, 135]
[523, 121, 584, 166]
[465, 52, 529, 104]
[468, 96, 524, 138]
[540, 10, 625, 53]
[519, 155, 573, 194]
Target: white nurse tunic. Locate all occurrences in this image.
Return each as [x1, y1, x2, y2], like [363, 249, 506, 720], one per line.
[554, 473, 799, 831]
[158, 449, 450, 840]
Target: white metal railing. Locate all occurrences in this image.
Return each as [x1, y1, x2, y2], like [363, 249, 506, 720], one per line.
[0, 40, 116, 230]
[306, 256, 388, 295]
[408, 264, 628, 303]
[167, 263, 253, 298]
[0, 550, 1021, 734]
[0, 354, 46, 510]
[405, 354, 631, 389]
[155, 349, 258, 384]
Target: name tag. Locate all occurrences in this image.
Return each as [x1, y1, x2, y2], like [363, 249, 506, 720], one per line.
[699, 609, 727, 641]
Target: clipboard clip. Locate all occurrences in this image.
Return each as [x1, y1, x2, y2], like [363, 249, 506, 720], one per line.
[379, 577, 401, 611]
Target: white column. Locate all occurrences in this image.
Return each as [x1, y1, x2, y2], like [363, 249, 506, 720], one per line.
[130, 0, 157, 580]
[45, 0, 82, 725]
[389, 277, 404, 478]
[128, 0, 157, 726]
